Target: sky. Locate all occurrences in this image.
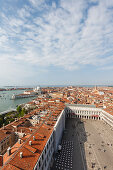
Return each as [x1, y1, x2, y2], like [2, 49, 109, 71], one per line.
[0, 0, 113, 86]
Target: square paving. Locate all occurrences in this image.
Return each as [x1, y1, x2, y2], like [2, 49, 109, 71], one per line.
[52, 118, 113, 170]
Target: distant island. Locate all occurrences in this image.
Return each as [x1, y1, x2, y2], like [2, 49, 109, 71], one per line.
[0, 87, 32, 91]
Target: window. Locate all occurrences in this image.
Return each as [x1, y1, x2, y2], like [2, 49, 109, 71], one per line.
[45, 148, 46, 154]
[1, 145, 3, 150]
[47, 155, 49, 161]
[47, 143, 48, 149]
[45, 159, 46, 167]
[42, 153, 44, 160]
[49, 140, 50, 145]
[39, 160, 41, 168]
[7, 141, 9, 145]
[42, 165, 44, 170]
[4, 143, 6, 148]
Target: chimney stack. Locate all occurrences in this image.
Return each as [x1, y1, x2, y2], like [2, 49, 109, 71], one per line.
[18, 139, 21, 144]
[33, 136, 35, 141]
[20, 152, 23, 158]
[29, 141, 32, 146]
[29, 128, 32, 132]
[7, 147, 11, 156]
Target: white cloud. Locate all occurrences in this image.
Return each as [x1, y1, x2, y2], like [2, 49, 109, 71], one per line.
[29, 0, 46, 10]
[29, 0, 44, 6]
[17, 6, 31, 19]
[98, 65, 113, 70]
[0, 0, 113, 72]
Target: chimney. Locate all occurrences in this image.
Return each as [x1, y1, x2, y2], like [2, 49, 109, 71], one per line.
[29, 141, 32, 146]
[33, 136, 35, 141]
[29, 128, 32, 132]
[7, 147, 11, 156]
[20, 152, 23, 158]
[18, 139, 21, 144]
[0, 155, 3, 166]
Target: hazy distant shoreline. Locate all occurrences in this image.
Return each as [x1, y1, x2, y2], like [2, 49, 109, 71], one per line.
[0, 84, 113, 89]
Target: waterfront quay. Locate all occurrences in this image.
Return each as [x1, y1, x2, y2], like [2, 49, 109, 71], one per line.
[0, 109, 16, 115]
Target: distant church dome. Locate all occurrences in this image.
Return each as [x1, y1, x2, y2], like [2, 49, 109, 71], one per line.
[36, 86, 40, 90]
[33, 86, 41, 92]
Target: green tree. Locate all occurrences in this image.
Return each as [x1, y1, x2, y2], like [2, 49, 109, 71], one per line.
[4, 118, 10, 125]
[17, 106, 22, 114]
[0, 118, 3, 127]
[20, 109, 25, 117]
[23, 108, 27, 114]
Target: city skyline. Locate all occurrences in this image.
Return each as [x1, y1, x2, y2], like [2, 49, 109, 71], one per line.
[0, 0, 113, 86]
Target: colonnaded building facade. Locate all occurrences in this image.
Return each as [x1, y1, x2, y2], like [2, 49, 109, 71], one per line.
[65, 104, 113, 127]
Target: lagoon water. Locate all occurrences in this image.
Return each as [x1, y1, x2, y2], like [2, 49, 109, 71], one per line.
[0, 90, 35, 113]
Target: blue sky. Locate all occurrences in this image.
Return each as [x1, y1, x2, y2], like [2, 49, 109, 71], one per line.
[0, 0, 113, 86]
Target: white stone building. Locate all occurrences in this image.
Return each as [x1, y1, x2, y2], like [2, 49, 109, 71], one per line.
[65, 104, 113, 127]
